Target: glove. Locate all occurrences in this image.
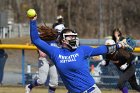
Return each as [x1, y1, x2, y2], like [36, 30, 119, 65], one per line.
[118, 37, 136, 52]
[100, 60, 106, 66]
[120, 63, 128, 70]
[125, 37, 136, 52]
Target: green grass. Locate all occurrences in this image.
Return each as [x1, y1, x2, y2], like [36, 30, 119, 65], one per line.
[0, 86, 138, 93]
[1, 36, 31, 44]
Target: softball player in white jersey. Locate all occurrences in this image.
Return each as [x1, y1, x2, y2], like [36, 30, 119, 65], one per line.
[26, 41, 58, 93]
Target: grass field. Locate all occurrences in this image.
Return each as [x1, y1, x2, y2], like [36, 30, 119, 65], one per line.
[0, 86, 138, 93]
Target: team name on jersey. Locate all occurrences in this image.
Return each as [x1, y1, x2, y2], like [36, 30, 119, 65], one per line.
[58, 53, 79, 63]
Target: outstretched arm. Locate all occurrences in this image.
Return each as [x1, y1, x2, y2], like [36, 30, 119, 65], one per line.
[83, 44, 123, 57]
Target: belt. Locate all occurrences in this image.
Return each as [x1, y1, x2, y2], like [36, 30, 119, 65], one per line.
[83, 85, 95, 93]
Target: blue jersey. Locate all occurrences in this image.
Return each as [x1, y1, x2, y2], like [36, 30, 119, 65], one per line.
[30, 20, 108, 93]
[46, 40, 58, 47]
[45, 40, 58, 64]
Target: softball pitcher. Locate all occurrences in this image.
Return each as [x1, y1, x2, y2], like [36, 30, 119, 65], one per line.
[28, 15, 132, 93]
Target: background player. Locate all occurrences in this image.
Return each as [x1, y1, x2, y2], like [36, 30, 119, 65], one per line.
[26, 25, 59, 93]
[101, 28, 139, 93]
[102, 39, 140, 93]
[0, 40, 8, 85]
[52, 15, 65, 33]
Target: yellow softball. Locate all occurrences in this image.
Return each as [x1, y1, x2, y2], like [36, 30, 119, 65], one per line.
[27, 9, 37, 18]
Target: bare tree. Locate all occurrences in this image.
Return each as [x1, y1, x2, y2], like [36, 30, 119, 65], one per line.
[1, 0, 140, 38]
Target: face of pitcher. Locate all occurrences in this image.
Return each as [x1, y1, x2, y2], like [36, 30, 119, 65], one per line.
[59, 29, 79, 50]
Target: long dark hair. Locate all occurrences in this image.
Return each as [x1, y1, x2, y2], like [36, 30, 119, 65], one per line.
[37, 25, 58, 41]
[112, 28, 122, 42]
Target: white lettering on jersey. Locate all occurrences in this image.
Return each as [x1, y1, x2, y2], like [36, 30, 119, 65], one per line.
[58, 53, 79, 63]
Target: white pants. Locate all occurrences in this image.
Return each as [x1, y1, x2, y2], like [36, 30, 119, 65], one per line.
[85, 84, 101, 93]
[68, 84, 101, 93]
[37, 57, 58, 87]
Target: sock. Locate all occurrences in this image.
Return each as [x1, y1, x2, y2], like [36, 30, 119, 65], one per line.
[33, 80, 39, 86]
[28, 79, 39, 90]
[121, 87, 128, 93]
[33, 79, 39, 86]
[28, 84, 33, 90]
[48, 86, 56, 93]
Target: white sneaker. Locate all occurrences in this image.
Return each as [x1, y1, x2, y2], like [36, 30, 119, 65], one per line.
[25, 84, 31, 93]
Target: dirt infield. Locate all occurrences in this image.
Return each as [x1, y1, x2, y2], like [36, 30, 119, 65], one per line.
[0, 86, 138, 93]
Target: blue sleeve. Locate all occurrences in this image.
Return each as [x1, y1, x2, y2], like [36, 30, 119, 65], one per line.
[30, 20, 58, 57]
[82, 45, 108, 57]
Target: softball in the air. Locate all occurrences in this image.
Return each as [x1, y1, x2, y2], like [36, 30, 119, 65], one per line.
[27, 9, 36, 18]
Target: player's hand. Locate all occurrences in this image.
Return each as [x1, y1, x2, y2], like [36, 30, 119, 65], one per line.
[120, 63, 128, 70]
[38, 50, 46, 57]
[28, 15, 37, 20]
[100, 60, 106, 66]
[118, 39, 127, 48]
[31, 15, 37, 20]
[27, 15, 37, 21]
